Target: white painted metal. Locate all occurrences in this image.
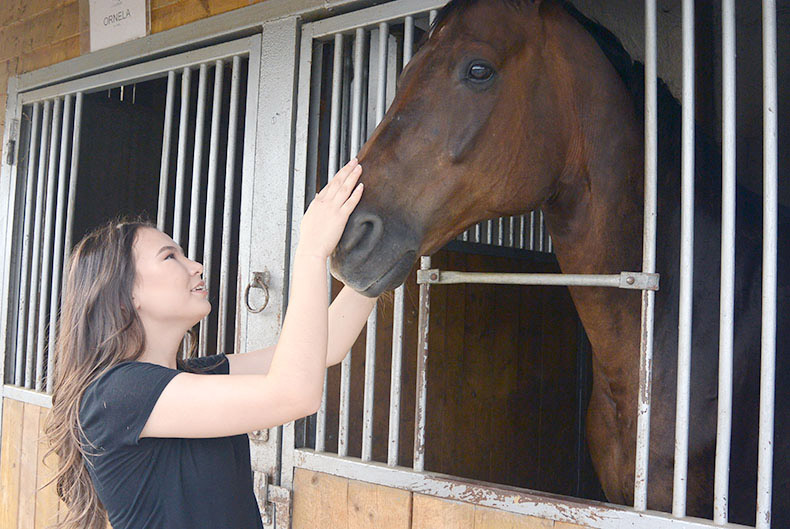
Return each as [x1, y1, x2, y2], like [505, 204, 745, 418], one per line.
[715, 0, 736, 523]
[635, 0, 658, 511]
[14, 102, 41, 387]
[309, 0, 447, 40]
[157, 70, 176, 231]
[673, 0, 695, 517]
[413, 256, 430, 471]
[47, 94, 73, 393]
[63, 93, 83, 265]
[217, 55, 242, 356]
[198, 60, 224, 358]
[35, 97, 62, 391]
[25, 100, 52, 389]
[188, 63, 209, 261]
[2, 384, 53, 409]
[756, 2, 778, 528]
[173, 67, 191, 246]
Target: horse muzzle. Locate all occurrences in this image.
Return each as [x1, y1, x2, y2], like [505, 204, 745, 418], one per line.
[330, 207, 420, 297]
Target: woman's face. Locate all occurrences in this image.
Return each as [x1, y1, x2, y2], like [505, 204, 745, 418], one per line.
[132, 227, 210, 329]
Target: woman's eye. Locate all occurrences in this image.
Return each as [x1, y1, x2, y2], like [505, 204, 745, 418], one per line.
[165, 253, 175, 260]
[468, 62, 494, 82]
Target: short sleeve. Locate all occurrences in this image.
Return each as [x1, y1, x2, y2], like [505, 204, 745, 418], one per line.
[80, 362, 180, 448]
[183, 353, 229, 374]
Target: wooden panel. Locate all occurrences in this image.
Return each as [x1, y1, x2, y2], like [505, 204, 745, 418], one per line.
[0, 398, 24, 528]
[18, 402, 41, 528]
[292, 468, 348, 529]
[347, 479, 411, 529]
[35, 408, 59, 529]
[474, 505, 553, 529]
[412, 493, 474, 529]
[554, 522, 587, 529]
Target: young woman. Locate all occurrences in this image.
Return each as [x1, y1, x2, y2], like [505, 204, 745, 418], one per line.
[45, 159, 373, 529]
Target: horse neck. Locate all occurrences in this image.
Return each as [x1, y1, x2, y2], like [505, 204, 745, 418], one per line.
[540, 62, 646, 394]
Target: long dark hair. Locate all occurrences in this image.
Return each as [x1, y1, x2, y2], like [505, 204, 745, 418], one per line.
[43, 219, 196, 528]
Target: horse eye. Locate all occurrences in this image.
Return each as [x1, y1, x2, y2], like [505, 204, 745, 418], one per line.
[468, 63, 494, 82]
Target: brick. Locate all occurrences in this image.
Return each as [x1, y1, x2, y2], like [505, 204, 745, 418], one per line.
[0, 21, 25, 62]
[19, 34, 80, 73]
[26, 2, 80, 53]
[17, 0, 76, 22]
[0, 0, 23, 27]
[0, 58, 19, 95]
[151, 0, 210, 33]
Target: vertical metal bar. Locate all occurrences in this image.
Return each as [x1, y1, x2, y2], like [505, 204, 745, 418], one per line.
[158, 70, 176, 231]
[529, 211, 536, 250]
[188, 63, 209, 261]
[634, 0, 658, 511]
[429, 9, 438, 25]
[63, 92, 83, 263]
[474, 222, 481, 244]
[14, 103, 41, 386]
[198, 60, 224, 358]
[47, 94, 73, 394]
[519, 215, 525, 249]
[538, 211, 546, 251]
[714, 0, 736, 522]
[673, 0, 695, 517]
[486, 219, 493, 245]
[25, 100, 52, 389]
[388, 283, 405, 466]
[404, 16, 414, 65]
[376, 23, 388, 125]
[755, 2, 777, 527]
[414, 256, 431, 471]
[35, 98, 62, 391]
[217, 56, 241, 355]
[173, 67, 191, 245]
[339, 28, 366, 459]
[497, 218, 504, 246]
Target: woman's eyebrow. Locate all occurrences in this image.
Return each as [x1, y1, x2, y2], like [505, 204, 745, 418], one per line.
[156, 245, 182, 256]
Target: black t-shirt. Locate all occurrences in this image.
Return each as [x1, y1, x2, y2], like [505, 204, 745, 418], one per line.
[79, 354, 264, 529]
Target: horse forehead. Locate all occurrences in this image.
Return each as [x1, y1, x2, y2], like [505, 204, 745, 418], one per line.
[437, 2, 529, 54]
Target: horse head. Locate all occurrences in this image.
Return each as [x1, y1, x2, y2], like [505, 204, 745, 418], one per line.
[331, 0, 587, 296]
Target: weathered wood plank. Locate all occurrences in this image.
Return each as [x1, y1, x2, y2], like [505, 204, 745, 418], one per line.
[474, 504, 554, 528]
[293, 468, 349, 529]
[554, 522, 587, 529]
[413, 493, 474, 529]
[347, 479, 411, 529]
[0, 398, 25, 528]
[18, 402, 41, 528]
[35, 408, 59, 529]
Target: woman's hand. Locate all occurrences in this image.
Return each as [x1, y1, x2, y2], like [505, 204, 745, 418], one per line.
[297, 159, 364, 259]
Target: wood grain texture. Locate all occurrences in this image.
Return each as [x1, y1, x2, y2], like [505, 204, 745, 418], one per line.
[18, 402, 41, 528]
[347, 479, 411, 529]
[35, 409, 59, 529]
[474, 505, 554, 528]
[293, 468, 349, 529]
[0, 398, 25, 528]
[412, 494, 474, 529]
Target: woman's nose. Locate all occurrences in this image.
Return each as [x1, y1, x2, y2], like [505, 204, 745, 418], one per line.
[190, 260, 204, 275]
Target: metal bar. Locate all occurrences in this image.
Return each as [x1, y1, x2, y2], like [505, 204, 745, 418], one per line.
[414, 256, 431, 471]
[634, 0, 658, 511]
[388, 283, 405, 467]
[14, 103, 41, 387]
[714, 0, 736, 522]
[756, 1, 777, 527]
[376, 23, 388, 124]
[35, 98, 62, 391]
[673, 0, 695, 517]
[328, 33, 344, 178]
[308, 0, 447, 40]
[25, 100, 52, 388]
[217, 56, 241, 354]
[529, 211, 536, 250]
[63, 92, 83, 263]
[188, 63, 209, 261]
[173, 67, 191, 245]
[198, 60, 224, 358]
[404, 16, 414, 65]
[157, 70, 176, 231]
[538, 211, 545, 251]
[519, 215, 525, 249]
[418, 270, 659, 291]
[47, 94, 73, 394]
[429, 9, 438, 25]
[295, 449, 752, 529]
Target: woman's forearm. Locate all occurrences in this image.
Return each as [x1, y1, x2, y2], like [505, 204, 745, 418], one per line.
[326, 286, 377, 367]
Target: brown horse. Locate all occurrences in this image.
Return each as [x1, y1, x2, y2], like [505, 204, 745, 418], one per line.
[330, 0, 788, 526]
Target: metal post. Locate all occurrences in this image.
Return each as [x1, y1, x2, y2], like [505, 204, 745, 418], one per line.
[47, 94, 73, 393]
[414, 256, 431, 471]
[63, 92, 83, 264]
[673, 0, 695, 516]
[199, 60, 224, 358]
[634, 0, 658, 511]
[14, 102, 41, 386]
[188, 63, 209, 261]
[173, 67, 191, 245]
[25, 100, 52, 389]
[714, 0, 736, 522]
[35, 97, 62, 391]
[217, 56, 241, 354]
[756, 1, 777, 527]
[404, 16, 414, 66]
[157, 70, 176, 231]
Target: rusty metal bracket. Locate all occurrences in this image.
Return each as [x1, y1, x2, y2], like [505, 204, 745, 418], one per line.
[245, 270, 271, 313]
[255, 472, 292, 528]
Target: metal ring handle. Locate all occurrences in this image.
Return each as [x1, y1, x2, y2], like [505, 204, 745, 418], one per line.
[244, 271, 270, 313]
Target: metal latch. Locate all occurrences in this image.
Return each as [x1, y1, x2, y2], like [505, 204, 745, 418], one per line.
[255, 473, 292, 528]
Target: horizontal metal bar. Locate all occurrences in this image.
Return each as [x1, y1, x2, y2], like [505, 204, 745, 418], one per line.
[308, 0, 447, 39]
[293, 450, 749, 529]
[2, 384, 52, 408]
[20, 38, 254, 104]
[417, 270, 659, 291]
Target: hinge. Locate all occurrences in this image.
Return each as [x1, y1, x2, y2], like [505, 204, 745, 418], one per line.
[5, 118, 19, 166]
[255, 472, 292, 529]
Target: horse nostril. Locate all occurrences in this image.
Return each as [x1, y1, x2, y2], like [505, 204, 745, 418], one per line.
[341, 212, 384, 257]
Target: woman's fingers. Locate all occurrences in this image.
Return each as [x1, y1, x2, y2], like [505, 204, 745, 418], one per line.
[321, 158, 359, 199]
[341, 183, 364, 215]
